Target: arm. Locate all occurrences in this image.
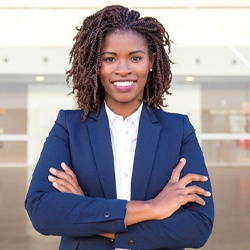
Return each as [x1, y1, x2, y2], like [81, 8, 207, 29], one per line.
[124, 158, 210, 225]
[49, 115, 214, 248]
[50, 158, 212, 248]
[49, 159, 209, 225]
[115, 115, 214, 249]
[25, 110, 128, 237]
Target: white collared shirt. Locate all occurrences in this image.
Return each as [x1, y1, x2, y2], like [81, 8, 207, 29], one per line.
[105, 103, 142, 250]
[105, 102, 142, 201]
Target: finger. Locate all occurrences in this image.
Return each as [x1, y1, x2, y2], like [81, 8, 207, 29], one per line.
[184, 185, 211, 197]
[48, 174, 73, 189]
[48, 175, 83, 195]
[61, 162, 79, 184]
[48, 175, 72, 193]
[52, 182, 71, 193]
[170, 158, 186, 183]
[48, 174, 75, 193]
[179, 173, 208, 187]
[183, 194, 207, 206]
[49, 167, 78, 190]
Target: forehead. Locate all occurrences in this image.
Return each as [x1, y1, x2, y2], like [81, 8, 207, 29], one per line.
[102, 30, 148, 51]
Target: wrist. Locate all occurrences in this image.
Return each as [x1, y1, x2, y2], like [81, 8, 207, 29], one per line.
[125, 200, 154, 226]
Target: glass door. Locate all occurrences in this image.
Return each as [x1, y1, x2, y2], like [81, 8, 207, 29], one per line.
[0, 83, 27, 167]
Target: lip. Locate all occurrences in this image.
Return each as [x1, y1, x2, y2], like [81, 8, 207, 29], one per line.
[111, 80, 137, 91]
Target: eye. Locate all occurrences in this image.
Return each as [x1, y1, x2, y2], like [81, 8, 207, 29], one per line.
[131, 56, 142, 62]
[103, 57, 115, 62]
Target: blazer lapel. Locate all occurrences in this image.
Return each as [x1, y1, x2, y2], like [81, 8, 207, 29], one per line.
[87, 105, 117, 199]
[131, 105, 161, 200]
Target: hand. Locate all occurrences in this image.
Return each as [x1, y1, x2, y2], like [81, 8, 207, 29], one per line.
[49, 163, 115, 239]
[100, 233, 115, 240]
[48, 162, 84, 196]
[148, 158, 211, 220]
[49, 164, 114, 239]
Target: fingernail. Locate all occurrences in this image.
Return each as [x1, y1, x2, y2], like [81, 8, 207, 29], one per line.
[207, 191, 211, 196]
[52, 182, 57, 186]
[180, 158, 185, 162]
[48, 175, 54, 180]
[204, 176, 208, 181]
[49, 168, 56, 174]
[61, 162, 66, 168]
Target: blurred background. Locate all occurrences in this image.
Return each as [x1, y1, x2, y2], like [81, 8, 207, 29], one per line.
[0, 0, 249, 249]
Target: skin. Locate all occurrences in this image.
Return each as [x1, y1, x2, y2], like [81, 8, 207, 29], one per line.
[48, 30, 211, 239]
[99, 30, 155, 119]
[48, 159, 210, 239]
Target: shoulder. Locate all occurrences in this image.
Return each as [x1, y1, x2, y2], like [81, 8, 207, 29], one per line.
[152, 107, 188, 123]
[147, 108, 197, 147]
[57, 109, 83, 120]
[150, 107, 195, 133]
[57, 109, 83, 122]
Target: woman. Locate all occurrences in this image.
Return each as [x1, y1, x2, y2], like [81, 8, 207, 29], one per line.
[25, 5, 214, 250]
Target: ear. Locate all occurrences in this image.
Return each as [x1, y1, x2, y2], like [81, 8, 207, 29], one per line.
[149, 53, 156, 70]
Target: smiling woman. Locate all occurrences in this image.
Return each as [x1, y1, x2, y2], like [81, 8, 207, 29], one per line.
[64, 5, 172, 122]
[25, 5, 214, 250]
[99, 30, 155, 117]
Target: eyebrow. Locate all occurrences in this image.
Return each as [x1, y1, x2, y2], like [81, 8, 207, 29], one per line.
[101, 50, 146, 56]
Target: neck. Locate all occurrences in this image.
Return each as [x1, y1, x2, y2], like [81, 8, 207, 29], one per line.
[105, 101, 142, 119]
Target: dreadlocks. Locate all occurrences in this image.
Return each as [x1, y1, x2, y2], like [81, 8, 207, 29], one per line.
[66, 5, 172, 121]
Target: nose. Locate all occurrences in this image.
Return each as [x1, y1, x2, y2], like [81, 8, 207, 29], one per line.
[114, 60, 132, 76]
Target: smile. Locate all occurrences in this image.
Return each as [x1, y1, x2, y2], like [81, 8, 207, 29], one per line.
[113, 81, 134, 87]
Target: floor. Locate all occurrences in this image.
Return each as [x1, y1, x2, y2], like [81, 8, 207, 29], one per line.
[0, 166, 249, 250]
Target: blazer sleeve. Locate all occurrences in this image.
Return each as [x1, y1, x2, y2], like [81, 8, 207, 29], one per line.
[25, 110, 127, 237]
[114, 115, 214, 249]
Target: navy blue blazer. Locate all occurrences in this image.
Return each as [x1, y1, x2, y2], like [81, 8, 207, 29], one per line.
[25, 103, 214, 250]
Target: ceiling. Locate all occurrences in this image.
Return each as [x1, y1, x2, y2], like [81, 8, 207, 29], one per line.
[0, 0, 249, 83]
[0, 0, 250, 48]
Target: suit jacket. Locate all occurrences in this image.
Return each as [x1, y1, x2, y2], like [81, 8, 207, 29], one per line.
[25, 103, 214, 250]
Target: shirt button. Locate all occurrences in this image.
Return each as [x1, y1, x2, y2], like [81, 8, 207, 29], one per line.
[104, 211, 110, 218]
[128, 239, 135, 246]
[123, 173, 128, 178]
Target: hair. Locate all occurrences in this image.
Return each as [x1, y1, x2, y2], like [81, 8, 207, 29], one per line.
[66, 5, 173, 121]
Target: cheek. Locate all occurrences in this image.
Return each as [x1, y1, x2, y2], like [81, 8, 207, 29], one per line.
[139, 68, 150, 80]
[99, 69, 107, 83]
[138, 61, 151, 78]
[99, 65, 111, 79]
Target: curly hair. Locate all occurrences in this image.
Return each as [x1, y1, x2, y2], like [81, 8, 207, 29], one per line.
[66, 5, 172, 121]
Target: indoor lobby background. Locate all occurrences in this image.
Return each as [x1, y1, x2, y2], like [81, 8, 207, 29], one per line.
[0, 0, 250, 249]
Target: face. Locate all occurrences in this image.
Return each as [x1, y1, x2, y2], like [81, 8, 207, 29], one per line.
[99, 30, 155, 113]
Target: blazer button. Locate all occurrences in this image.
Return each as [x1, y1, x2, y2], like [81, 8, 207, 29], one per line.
[128, 239, 135, 246]
[104, 211, 111, 218]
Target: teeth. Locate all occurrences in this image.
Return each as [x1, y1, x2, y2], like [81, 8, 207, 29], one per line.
[114, 81, 133, 87]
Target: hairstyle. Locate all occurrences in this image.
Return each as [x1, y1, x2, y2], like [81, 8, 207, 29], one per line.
[66, 5, 172, 121]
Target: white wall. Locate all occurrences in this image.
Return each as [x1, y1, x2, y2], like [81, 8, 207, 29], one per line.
[164, 83, 201, 134]
[27, 83, 75, 178]
[1, 46, 250, 76]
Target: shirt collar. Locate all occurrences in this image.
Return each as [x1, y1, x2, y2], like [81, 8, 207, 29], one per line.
[104, 101, 142, 130]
